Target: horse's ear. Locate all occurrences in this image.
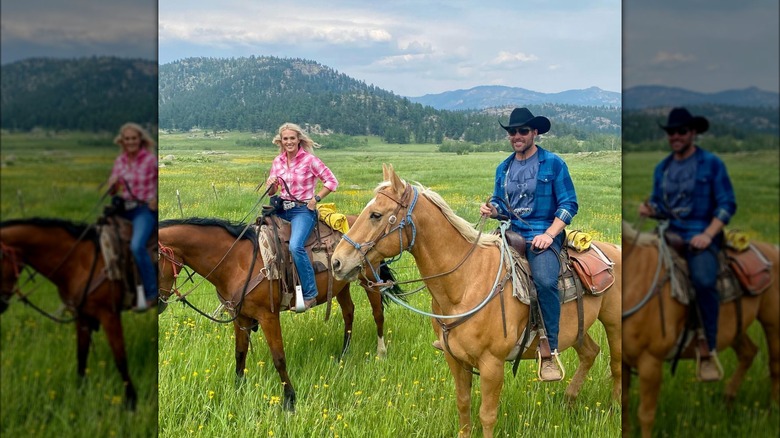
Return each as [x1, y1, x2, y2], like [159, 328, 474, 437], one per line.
[382, 163, 394, 181]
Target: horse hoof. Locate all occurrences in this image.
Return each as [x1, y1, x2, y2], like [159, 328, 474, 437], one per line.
[157, 300, 168, 315]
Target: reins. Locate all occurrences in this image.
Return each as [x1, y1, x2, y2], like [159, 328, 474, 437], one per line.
[159, 187, 273, 323]
[622, 221, 674, 332]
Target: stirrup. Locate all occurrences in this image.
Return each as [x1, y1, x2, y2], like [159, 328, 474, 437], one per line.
[536, 348, 566, 382]
[294, 285, 306, 313]
[695, 348, 724, 382]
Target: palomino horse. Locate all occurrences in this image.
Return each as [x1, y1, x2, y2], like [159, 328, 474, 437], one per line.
[0, 218, 138, 408]
[157, 217, 398, 412]
[621, 221, 780, 437]
[331, 164, 622, 438]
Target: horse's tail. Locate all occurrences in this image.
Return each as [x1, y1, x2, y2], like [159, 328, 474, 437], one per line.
[378, 262, 405, 307]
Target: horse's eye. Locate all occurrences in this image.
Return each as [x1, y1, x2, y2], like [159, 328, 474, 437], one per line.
[369, 212, 382, 220]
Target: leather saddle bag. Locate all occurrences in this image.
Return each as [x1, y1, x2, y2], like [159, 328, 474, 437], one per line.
[726, 244, 773, 295]
[568, 245, 615, 295]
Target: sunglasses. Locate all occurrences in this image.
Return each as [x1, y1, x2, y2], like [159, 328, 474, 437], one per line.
[664, 127, 690, 136]
[507, 127, 533, 136]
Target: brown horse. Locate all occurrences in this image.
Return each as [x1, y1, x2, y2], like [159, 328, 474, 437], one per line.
[0, 218, 138, 408]
[331, 164, 623, 438]
[157, 216, 398, 412]
[621, 220, 780, 437]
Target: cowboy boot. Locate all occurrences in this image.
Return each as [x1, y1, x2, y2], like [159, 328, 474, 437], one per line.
[537, 336, 565, 382]
[696, 336, 723, 382]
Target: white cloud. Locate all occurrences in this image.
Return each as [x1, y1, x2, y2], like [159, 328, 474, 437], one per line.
[491, 51, 540, 65]
[651, 51, 696, 65]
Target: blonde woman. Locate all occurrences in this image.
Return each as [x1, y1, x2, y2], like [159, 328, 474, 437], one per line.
[265, 123, 338, 312]
[108, 122, 158, 310]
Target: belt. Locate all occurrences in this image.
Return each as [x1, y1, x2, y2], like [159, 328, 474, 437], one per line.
[281, 200, 309, 210]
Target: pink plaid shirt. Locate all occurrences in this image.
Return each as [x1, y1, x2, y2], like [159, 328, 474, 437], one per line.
[110, 147, 157, 202]
[269, 148, 338, 200]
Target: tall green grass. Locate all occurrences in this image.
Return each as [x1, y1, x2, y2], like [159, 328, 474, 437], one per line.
[0, 132, 158, 437]
[623, 149, 780, 437]
[158, 132, 622, 437]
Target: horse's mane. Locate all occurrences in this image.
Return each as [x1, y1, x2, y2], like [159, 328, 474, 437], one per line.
[159, 217, 258, 241]
[622, 220, 658, 246]
[0, 217, 96, 239]
[375, 181, 499, 247]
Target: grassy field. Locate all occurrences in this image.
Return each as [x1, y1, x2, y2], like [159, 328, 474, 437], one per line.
[623, 149, 780, 437]
[0, 132, 158, 437]
[157, 131, 622, 437]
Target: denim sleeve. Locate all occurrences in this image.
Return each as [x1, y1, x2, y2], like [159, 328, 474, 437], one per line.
[553, 161, 578, 225]
[711, 158, 736, 224]
[648, 163, 669, 219]
[491, 165, 510, 217]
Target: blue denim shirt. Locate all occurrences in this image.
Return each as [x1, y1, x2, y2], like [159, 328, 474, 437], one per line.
[649, 146, 737, 242]
[490, 146, 578, 240]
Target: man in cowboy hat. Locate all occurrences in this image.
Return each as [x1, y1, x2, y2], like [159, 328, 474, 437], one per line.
[639, 107, 737, 382]
[480, 107, 579, 382]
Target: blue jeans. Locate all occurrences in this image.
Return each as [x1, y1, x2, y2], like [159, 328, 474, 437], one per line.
[686, 245, 720, 351]
[277, 206, 318, 300]
[525, 234, 563, 351]
[121, 204, 157, 301]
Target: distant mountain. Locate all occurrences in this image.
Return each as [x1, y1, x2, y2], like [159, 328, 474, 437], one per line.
[159, 56, 620, 144]
[624, 85, 779, 109]
[408, 85, 621, 110]
[1, 57, 157, 132]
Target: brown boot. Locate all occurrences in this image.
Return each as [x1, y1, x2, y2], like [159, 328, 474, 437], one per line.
[538, 349, 565, 382]
[697, 350, 723, 382]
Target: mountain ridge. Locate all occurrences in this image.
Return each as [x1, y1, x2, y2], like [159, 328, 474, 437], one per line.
[409, 85, 621, 110]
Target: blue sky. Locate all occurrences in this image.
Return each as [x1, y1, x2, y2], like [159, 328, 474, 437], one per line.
[157, 0, 622, 96]
[623, 0, 779, 93]
[1, 0, 157, 63]
[3, 1, 777, 95]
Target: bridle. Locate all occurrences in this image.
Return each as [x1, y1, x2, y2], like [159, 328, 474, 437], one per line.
[0, 242, 24, 305]
[158, 243, 186, 299]
[341, 183, 418, 283]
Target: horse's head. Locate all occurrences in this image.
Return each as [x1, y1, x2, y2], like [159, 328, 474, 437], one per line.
[333, 164, 414, 282]
[0, 243, 23, 314]
[157, 242, 183, 313]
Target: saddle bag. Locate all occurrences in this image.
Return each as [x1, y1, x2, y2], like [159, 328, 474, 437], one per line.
[726, 245, 773, 295]
[568, 245, 615, 295]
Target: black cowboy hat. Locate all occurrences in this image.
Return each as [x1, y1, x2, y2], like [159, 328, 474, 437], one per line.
[658, 107, 709, 133]
[499, 107, 551, 135]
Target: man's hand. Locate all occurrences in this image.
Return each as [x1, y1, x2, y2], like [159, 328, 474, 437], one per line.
[531, 233, 555, 250]
[690, 233, 713, 250]
[638, 201, 654, 218]
[480, 203, 497, 218]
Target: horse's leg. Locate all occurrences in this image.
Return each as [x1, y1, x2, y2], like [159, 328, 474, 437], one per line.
[599, 288, 623, 402]
[444, 353, 474, 437]
[636, 354, 663, 438]
[75, 317, 94, 379]
[476, 357, 505, 438]
[96, 310, 137, 410]
[257, 309, 295, 412]
[233, 315, 253, 387]
[758, 283, 780, 402]
[724, 334, 758, 405]
[365, 287, 386, 359]
[335, 286, 355, 361]
[564, 332, 600, 404]
[622, 363, 632, 438]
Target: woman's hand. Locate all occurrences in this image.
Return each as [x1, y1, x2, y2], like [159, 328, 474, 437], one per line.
[266, 176, 278, 187]
[307, 198, 317, 211]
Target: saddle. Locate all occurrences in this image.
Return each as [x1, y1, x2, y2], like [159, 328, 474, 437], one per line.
[503, 229, 615, 302]
[663, 231, 773, 301]
[97, 214, 157, 309]
[255, 212, 342, 311]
